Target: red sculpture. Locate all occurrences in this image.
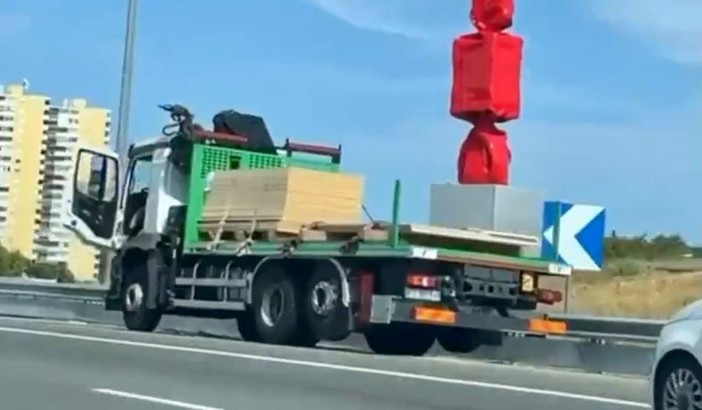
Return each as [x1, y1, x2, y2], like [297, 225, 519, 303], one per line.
[451, 0, 522, 185]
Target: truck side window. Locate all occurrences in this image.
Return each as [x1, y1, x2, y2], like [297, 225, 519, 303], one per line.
[72, 149, 119, 240]
[76, 152, 117, 202]
[123, 156, 153, 235]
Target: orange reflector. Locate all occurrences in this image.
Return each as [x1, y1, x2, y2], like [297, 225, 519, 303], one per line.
[528, 318, 567, 335]
[412, 307, 456, 324]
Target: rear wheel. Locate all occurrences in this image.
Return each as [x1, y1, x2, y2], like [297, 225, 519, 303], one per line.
[302, 263, 349, 343]
[236, 310, 260, 342]
[364, 324, 436, 356]
[437, 328, 502, 354]
[250, 267, 301, 345]
[122, 264, 162, 332]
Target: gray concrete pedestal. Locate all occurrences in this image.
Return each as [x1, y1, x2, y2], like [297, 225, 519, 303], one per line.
[429, 184, 545, 257]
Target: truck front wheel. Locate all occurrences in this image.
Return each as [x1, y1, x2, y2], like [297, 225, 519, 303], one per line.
[363, 324, 436, 356]
[122, 264, 162, 332]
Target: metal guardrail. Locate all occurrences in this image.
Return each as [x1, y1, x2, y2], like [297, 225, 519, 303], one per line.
[0, 278, 106, 303]
[0, 278, 664, 343]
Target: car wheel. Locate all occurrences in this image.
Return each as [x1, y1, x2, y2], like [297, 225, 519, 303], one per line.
[656, 357, 702, 410]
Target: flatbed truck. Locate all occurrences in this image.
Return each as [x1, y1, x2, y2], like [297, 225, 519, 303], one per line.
[64, 105, 571, 356]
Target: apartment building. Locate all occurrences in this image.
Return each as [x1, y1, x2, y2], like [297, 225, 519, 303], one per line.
[0, 84, 50, 259]
[0, 83, 111, 281]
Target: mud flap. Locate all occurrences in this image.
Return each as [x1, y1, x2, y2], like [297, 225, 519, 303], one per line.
[145, 251, 164, 310]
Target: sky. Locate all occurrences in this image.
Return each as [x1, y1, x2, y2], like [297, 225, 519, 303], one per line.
[0, 0, 700, 242]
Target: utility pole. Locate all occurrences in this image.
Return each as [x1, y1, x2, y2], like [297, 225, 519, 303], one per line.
[115, 0, 138, 165]
[99, 0, 138, 285]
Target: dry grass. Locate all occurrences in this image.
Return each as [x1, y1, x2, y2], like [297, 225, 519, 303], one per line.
[540, 259, 702, 319]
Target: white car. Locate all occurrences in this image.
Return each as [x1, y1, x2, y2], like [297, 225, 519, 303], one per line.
[651, 299, 702, 410]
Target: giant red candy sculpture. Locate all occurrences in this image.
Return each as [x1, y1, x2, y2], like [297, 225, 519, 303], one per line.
[450, 0, 522, 185]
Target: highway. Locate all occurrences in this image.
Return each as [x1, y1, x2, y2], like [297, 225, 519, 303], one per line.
[0, 316, 650, 410]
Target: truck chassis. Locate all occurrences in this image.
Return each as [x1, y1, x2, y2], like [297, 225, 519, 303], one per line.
[105, 218, 568, 356]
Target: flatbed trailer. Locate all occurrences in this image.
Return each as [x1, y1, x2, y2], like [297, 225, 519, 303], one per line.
[65, 105, 571, 356]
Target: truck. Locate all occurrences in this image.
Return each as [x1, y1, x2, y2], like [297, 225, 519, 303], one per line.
[63, 105, 571, 356]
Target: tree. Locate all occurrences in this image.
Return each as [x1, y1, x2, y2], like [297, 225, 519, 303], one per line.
[604, 233, 691, 261]
[25, 262, 75, 283]
[0, 244, 28, 277]
[7, 250, 29, 273]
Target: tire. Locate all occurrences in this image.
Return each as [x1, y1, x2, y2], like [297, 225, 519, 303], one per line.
[436, 328, 483, 354]
[289, 325, 320, 348]
[654, 356, 702, 410]
[121, 264, 162, 332]
[236, 310, 260, 343]
[302, 264, 350, 343]
[250, 267, 301, 345]
[436, 328, 502, 354]
[364, 324, 436, 356]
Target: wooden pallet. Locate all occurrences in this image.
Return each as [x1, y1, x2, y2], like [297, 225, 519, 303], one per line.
[197, 218, 390, 243]
[197, 217, 540, 253]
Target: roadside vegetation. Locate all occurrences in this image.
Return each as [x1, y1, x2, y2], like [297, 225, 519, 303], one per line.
[0, 244, 75, 283]
[564, 233, 702, 319]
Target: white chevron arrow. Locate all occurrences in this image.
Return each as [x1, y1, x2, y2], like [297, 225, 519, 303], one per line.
[543, 204, 602, 271]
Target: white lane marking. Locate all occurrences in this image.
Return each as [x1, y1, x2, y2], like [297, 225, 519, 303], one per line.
[0, 326, 649, 408]
[93, 388, 224, 410]
[0, 316, 88, 326]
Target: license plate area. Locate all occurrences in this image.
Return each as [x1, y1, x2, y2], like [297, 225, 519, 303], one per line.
[460, 265, 519, 301]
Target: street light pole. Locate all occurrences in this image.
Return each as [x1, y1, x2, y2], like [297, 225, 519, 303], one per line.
[115, 0, 138, 165]
[100, 0, 138, 285]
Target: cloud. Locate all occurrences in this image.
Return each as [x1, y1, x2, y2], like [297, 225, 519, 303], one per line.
[588, 0, 702, 65]
[301, 0, 459, 42]
[0, 15, 31, 38]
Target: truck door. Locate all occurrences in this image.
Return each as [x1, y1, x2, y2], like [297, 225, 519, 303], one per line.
[63, 146, 121, 250]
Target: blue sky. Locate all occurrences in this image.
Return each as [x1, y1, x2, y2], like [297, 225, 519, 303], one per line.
[1, 0, 700, 242]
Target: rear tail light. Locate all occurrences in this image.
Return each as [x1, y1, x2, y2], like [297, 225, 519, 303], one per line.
[536, 289, 563, 305]
[407, 274, 439, 289]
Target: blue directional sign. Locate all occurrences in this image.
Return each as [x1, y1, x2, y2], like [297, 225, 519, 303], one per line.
[541, 201, 606, 271]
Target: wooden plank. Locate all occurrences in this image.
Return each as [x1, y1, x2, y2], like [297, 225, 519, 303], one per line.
[399, 223, 539, 248]
[304, 221, 390, 241]
[201, 167, 365, 235]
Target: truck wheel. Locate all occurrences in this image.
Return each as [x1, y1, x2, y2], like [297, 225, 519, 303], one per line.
[251, 267, 300, 345]
[364, 324, 436, 356]
[436, 328, 484, 353]
[236, 310, 260, 343]
[303, 264, 349, 342]
[122, 264, 162, 332]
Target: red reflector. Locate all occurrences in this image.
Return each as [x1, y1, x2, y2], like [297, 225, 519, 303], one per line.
[407, 274, 439, 289]
[413, 307, 456, 324]
[528, 318, 567, 335]
[537, 289, 563, 305]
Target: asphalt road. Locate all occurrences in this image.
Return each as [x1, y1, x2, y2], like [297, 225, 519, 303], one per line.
[0, 316, 651, 410]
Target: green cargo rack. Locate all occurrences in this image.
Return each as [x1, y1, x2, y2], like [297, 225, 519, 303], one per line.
[183, 143, 340, 247]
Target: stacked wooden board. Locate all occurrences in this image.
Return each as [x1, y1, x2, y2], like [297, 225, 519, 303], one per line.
[199, 167, 365, 239]
[197, 167, 542, 258]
